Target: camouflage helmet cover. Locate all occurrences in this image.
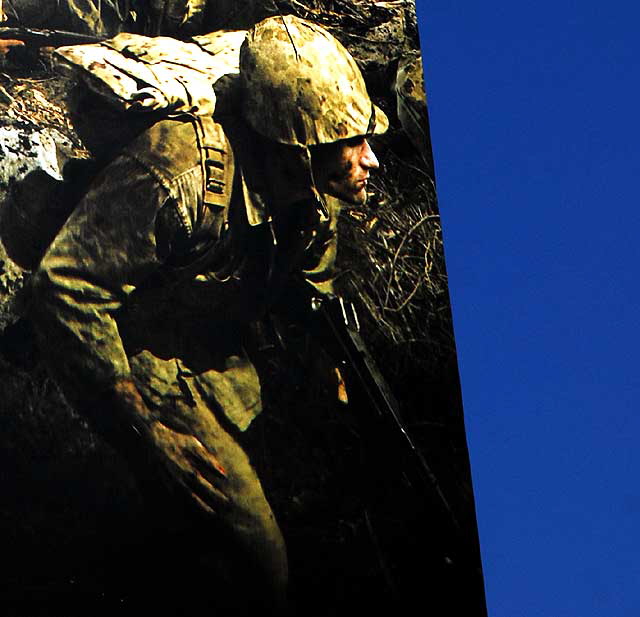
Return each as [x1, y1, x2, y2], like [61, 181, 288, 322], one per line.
[240, 15, 389, 147]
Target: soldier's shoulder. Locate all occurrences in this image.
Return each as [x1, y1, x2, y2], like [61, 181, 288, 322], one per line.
[123, 116, 230, 183]
[125, 117, 200, 165]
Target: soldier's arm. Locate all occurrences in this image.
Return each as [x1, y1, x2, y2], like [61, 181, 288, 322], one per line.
[30, 150, 253, 503]
[30, 154, 174, 408]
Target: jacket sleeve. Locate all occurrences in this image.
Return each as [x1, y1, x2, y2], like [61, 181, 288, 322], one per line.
[30, 154, 180, 402]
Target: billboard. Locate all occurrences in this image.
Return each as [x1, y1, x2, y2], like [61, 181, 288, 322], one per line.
[0, 2, 486, 615]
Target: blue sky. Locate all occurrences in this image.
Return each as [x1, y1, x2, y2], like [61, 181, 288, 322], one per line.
[415, 2, 640, 615]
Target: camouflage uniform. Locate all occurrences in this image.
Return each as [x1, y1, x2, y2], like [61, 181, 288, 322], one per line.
[30, 15, 387, 610]
[31, 112, 339, 599]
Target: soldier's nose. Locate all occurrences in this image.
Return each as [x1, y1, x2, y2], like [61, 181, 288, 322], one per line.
[361, 140, 379, 170]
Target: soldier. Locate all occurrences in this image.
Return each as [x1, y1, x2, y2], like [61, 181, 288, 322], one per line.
[30, 15, 387, 613]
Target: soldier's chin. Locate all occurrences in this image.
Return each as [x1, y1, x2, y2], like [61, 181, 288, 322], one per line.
[337, 187, 368, 206]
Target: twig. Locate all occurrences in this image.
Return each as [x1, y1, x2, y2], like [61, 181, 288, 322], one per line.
[383, 213, 439, 308]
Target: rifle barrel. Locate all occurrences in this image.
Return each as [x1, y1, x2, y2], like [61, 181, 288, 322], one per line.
[319, 296, 461, 530]
[0, 27, 101, 47]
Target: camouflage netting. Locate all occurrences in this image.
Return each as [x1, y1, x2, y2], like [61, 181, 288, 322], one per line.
[0, 2, 484, 616]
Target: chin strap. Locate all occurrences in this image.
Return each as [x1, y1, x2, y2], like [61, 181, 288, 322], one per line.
[302, 145, 329, 219]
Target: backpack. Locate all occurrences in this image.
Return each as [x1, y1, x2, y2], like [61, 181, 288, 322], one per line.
[54, 29, 246, 117]
[0, 29, 246, 270]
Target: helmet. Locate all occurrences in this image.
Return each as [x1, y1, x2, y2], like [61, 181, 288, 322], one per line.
[239, 15, 389, 147]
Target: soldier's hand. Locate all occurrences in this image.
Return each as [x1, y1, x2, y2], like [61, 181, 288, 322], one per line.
[147, 420, 229, 514]
[110, 378, 150, 418]
[109, 378, 229, 513]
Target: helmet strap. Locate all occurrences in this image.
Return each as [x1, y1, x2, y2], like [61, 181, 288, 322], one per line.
[303, 145, 329, 219]
[366, 102, 377, 136]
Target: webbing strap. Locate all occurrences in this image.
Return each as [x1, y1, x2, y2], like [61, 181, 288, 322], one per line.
[193, 115, 232, 215]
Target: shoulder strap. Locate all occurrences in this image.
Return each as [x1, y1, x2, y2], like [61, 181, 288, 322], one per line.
[192, 115, 234, 240]
[194, 115, 233, 211]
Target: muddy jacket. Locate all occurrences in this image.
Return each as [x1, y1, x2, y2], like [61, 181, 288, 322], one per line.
[31, 115, 339, 430]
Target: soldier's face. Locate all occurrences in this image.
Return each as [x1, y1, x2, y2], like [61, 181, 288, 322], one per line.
[312, 137, 379, 205]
